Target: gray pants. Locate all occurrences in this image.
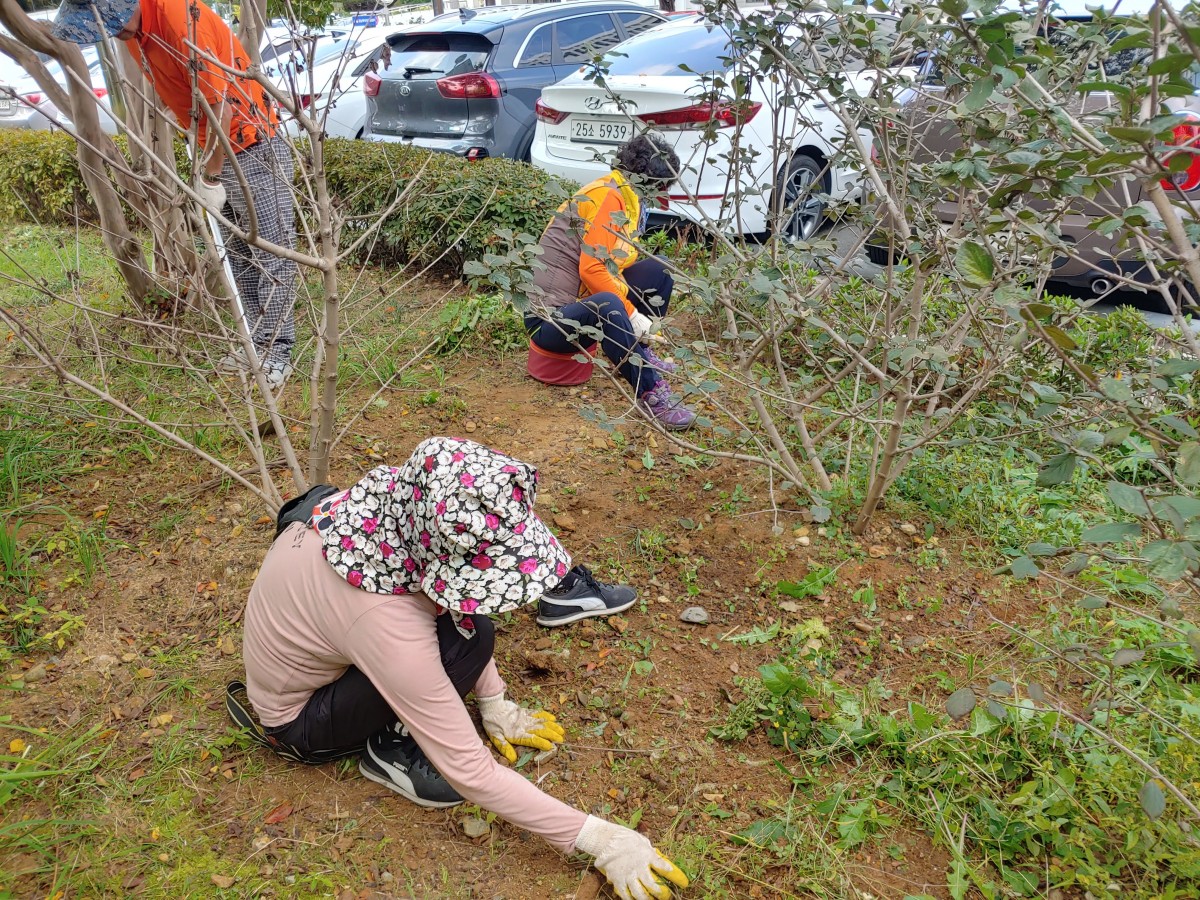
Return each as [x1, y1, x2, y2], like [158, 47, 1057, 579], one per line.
[220, 137, 297, 367]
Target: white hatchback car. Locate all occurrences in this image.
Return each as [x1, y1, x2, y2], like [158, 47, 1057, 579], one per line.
[531, 11, 911, 238]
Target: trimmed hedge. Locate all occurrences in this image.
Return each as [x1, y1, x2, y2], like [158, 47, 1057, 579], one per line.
[0, 130, 574, 271]
[0, 130, 97, 223]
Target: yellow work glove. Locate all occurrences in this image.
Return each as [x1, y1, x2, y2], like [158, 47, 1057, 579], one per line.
[476, 691, 566, 764]
[574, 815, 689, 900]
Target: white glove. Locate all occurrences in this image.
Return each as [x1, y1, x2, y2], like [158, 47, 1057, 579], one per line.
[629, 310, 653, 342]
[574, 816, 689, 900]
[477, 691, 565, 764]
[196, 177, 227, 211]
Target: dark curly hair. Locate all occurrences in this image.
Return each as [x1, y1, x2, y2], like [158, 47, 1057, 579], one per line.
[615, 133, 680, 192]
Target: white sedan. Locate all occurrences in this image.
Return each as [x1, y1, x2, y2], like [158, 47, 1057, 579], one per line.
[531, 13, 911, 239]
[0, 50, 118, 137]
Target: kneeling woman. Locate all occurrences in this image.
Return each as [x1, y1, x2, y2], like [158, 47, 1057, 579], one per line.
[241, 437, 688, 900]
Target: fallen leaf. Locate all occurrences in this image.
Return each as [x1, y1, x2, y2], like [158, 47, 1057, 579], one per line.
[150, 827, 160, 842]
[256, 515, 273, 525]
[218, 635, 237, 656]
[263, 803, 293, 825]
[702, 792, 725, 802]
[210, 874, 235, 889]
[136, 667, 154, 679]
[8, 738, 26, 753]
[230, 524, 244, 538]
[150, 713, 173, 728]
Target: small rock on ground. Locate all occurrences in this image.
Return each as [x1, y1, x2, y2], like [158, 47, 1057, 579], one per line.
[680, 606, 709, 624]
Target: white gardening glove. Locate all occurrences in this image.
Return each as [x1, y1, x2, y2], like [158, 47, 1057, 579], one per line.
[629, 310, 653, 342]
[477, 691, 565, 764]
[196, 176, 227, 211]
[574, 816, 689, 900]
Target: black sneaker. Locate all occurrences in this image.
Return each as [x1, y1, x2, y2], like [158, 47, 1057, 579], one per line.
[359, 722, 464, 809]
[537, 565, 637, 627]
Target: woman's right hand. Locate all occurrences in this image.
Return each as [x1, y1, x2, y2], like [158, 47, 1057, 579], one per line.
[629, 311, 653, 342]
[574, 815, 689, 900]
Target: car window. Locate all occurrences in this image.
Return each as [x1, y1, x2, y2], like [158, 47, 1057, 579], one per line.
[616, 11, 664, 38]
[604, 24, 732, 76]
[557, 13, 624, 65]
[518, 23, 553, 67]
[386, 33, 492, 79]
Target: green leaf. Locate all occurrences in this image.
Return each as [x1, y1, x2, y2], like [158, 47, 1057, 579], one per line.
[1145, 540, 1189, 580]
[1041, 325, 1078, 352]
[1062, 552, 1091, 575]
[810, 505, 832, 523]
[633, 659, 654, 676]
[1103, 425, 1134, 447]
[1138, 780, 1166, 820]
[642, 448, 655, 470]
[1006, 556, 1041, 579]
[963, 76, 996, 112]
[1100, 376, 1134, 402]
[1077, 595, 1108, 610]
[1080, 522, 1141, 544]
[946, 688, 976, 719]
[1159, 358, 1200, 377]
[1163, 495, 1200, 522]
[1148, 52, 1197, 77]
[1106, 481, 1150, 517]
[954, 241, 995, 287]
[1036, 453, 1076, 486]
[1112, 648, 1145, 666]
[1178, 442, 1200, 485]
[1107, 125, 1155, 143]
[1188, 629, 1200, 661]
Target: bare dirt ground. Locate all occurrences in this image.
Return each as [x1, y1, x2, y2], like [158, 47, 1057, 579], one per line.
[2, 331, 1040, 899]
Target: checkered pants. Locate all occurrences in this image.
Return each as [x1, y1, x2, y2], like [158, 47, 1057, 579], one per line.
[219, 137, 297, 367]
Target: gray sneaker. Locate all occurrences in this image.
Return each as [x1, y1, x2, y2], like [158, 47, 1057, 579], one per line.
[360, 722, 463, 809]
[537, 565, 637, 627]
[263, 361, 293, 390]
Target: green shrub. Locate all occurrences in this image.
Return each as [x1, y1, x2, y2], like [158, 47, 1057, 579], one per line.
[322, 139, 574, 271]
[0, 131, 575, 274]
[0, 130, 93, 224]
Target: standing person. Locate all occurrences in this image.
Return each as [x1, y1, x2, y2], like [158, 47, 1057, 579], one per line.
[527, 133, 696, 430]
[230, 437, 689, 900]
[54, 0, 298, 387]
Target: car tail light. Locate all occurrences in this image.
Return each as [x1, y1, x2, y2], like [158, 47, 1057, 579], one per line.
[297, 93, 322, 110]
[436, 72, 501, 100]
[637, 100, 761, 130]
[364, 72, 382, 98]
[19, 93, 43, 107]
[466, 147, 489, 161]
[1161, 113, 1200, 193]
[535, 97, 567, 125]
[92, 87, 107, 99]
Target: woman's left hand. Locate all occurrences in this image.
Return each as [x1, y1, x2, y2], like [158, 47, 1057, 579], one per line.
[477, 692, 566, 764]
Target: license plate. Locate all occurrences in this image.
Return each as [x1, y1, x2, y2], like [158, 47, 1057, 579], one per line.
[0, 97, 12, 115]
[570, 117, 631, 145]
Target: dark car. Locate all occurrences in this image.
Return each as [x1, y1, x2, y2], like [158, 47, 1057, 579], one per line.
[865, 0, 1200, 298]
[367, 1, 666, 161]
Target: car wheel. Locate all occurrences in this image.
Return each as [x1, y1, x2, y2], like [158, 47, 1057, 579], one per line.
[773, 153, 827, 241]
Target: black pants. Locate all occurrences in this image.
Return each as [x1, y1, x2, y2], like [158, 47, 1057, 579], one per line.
[525, 256, 675, 396]
[266, 613, 495, 757]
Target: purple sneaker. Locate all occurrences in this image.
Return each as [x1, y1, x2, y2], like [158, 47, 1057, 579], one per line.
[640, 381, 697, 430]
[641, 343, 677, 373]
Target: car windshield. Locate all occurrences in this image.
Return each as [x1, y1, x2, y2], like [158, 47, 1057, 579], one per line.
[603, 23, 734, 77]
[385, 33, 490, 78]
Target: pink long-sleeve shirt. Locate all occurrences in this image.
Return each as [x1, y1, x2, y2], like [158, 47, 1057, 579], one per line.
[242, 522, 587, 852]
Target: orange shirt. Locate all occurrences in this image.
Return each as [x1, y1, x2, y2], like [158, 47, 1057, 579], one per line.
[126, 0, 276, 152]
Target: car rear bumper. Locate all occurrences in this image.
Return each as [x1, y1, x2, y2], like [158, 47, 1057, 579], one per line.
[369, 132, 498, 158]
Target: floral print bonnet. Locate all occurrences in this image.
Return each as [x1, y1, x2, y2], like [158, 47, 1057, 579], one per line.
[312, 437, 571, 632]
